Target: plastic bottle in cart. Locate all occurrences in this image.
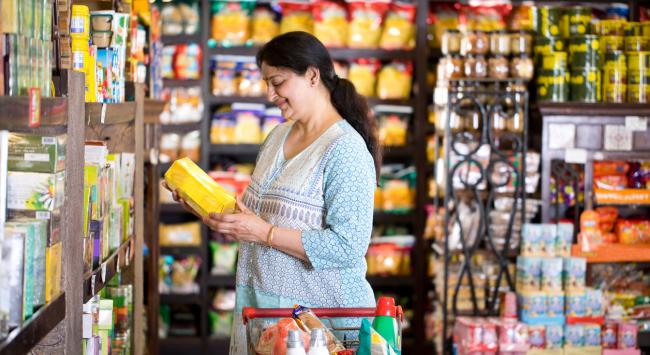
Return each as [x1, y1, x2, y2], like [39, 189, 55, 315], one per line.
[286, 330, 307, 355]
[372, 296, 399, 350]
[307, 328, 329, 355]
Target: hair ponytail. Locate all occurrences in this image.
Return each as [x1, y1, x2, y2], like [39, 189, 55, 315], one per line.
[256, 31, 382, 183]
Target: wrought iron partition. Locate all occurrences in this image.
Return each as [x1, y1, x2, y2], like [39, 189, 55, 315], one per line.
[441, 82, 529, 351]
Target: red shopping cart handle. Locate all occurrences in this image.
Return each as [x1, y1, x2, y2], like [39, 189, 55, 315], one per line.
[242, 306, 404, 325]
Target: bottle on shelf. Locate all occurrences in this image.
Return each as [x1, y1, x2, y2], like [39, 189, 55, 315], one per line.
[286, 329, 307, 355]
[307, 328, 329, 355]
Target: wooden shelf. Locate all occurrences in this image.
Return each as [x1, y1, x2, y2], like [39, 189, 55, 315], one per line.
[160, 202, 190, 214]
[538, 102, 650, 117]
[0, 96, 68, 130]
[0, 293, 66, 355]
[208, 95, 415, 107]
[85, 102, 137, 124]
[374, 211, 416, 224]
[163, 79, 201, 88]
[160, 294, 202, 305]
[144, 99, 167, 124]
[206, 275, 236, 288]
[162, 34, 201, 44]
[206, 337, 230, 353]
[367, 275, 416, 288]
[83, 238, 135, 303]
[571, 244, 650, 263]
[207, 46, 416, 60]
[160, 246, 202, 256]
[383, 145, 416, 159]
[161, 122, 202, 134]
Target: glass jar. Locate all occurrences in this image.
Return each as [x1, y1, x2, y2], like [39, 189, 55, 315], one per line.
[510, 30, 533, 55]
[464, 55, 487, 78]
[462, 30, 489, 55]
[510, 56, 534, 80]
[437, 55, 464, 81]
[488, 56, 510, 79]
[441, 29, 462, 55]
[489, 31, 511, 55]
[507, 109, 525, 132]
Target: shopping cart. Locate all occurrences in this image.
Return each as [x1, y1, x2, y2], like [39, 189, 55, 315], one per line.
[243, 306, 404, 354]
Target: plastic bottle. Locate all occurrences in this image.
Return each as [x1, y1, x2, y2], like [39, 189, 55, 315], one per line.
[372, 296, 399, 350]
[286, 329, 307, 355]
[307, 328, 329, 355]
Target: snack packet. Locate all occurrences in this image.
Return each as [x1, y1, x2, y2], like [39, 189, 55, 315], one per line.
[292, 305, 345, 353]
[256, 317, 310, 355]
[313, 1, 348, 48]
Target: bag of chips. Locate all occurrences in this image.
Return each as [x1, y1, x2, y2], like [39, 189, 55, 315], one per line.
[347, 0, 389, 48]
[313, 1, 348, 48]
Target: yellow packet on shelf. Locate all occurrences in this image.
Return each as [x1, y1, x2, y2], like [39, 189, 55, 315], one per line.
[164, 158, 236, 218]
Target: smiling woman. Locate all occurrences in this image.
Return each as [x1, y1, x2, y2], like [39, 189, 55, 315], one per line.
[165, 31, 382, 355]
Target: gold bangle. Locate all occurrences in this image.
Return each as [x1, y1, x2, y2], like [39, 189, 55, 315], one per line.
[266, 225, 275, 247]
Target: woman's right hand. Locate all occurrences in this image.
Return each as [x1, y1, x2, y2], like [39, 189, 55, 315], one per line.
[160, 181, 202, 219]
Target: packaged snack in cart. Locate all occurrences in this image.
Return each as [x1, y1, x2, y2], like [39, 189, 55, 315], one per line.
[292, 305, 346, 353]
[379, 1, 416, 50]
[376, 61, 413, 99]
[347, 0, 390, 49]
[256, 317, 310, 355]
[280, 2, 314, 34]
[313, 1, 348, 48]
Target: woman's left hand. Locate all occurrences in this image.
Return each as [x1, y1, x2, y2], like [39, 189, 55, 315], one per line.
[203, 197, 271, 244]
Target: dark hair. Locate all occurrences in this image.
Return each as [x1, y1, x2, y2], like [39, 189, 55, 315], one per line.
[256, 31, 382, 183]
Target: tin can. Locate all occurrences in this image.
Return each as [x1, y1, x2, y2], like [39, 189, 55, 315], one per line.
[627, 52, 650, 71]
[567, 6, 592, 36]
[569, 35, 600, 68]
[605, 50, 627, 68]
[534, 36, 565, 63]
[601, 36, 625, 56]
[595, 19, 628, 36]
[489, 30, 511, 55]
[537, 6, 563, 37]
[541, 52, 567, 71]
[570, 67, 601, 102]
[627, 52, 650, 103]
[625, 22, 643, 36]
[603, 53, 627, 103]
[537, 69, 569, 102]
[625, 36, 649, 53]
[643, 21, 650, 37]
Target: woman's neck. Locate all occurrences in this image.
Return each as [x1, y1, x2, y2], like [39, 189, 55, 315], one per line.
[293, 95, 342, 137]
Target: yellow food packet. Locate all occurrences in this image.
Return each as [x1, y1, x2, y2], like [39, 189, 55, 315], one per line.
[164, 157, 236, 217]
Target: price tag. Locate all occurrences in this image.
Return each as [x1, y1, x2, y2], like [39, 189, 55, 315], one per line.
[564, 148, 588, 164]
[100, 104, 107, 124]
[91, 274, 96, 296]
[625, 116, 647, 132]
[116, 253, 121, 273]
[101, 263, 107, 283]
[126, 246, 130, 266]
[28, 88, 42, 128]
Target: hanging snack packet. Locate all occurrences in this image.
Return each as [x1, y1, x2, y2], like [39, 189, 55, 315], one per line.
[377, 61, 413, 99]
[379, 1, 416, 50]
[279, 2, 314, 34]
[250, 5, 280, 45]
[348, 59, 381, 97]
[313, 1, 348, 48]
[347, 0, 389, 48]
[210, 1, 254, 46]
[292, 305, 346, 353]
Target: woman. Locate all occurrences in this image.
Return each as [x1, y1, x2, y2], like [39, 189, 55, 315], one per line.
[167, 31, 381, 354]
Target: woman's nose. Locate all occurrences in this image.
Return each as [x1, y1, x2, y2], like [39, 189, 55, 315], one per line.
[266, 85, 277, 102]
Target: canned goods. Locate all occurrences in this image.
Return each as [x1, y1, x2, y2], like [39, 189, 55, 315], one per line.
[570, 67, 601, 102]
[627, 52, 650, 71]
[537, 69, 569, 102]
[569, 35, 600, 68]
[603, 63, 627, 103]
[643, 22, 650, 37]
[601, 36, 625, 56]
[489, 31, 511, 55]
[71, 38, 88, 72]
[511, 31, 533, 55]
[461, 30, 489, 55]
[627, 76, 649, 103]
[594, 19, 628, 36]
[625, 36, 649, 53]
[604, 50, 626, 68]
[567, 6, 592, 36]
[625, 22, 643, 36]
[534, 36, 565, 63]
[542, 52, 568, 71]
[538, 6, 563, 37]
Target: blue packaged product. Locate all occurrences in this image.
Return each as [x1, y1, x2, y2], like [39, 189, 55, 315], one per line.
[519, 291, 547, 319]
[585, 288, 603, 316]
[566, 291, 587, 317]
[517, 256, 542, 291]
[565, 324, 585, 347]
[546, 291, 565, 317]
[563, 257, 586, 291]
[541, 257, 563, 291]
[522, 224, 543, 256]
[541, 224, 557, 256]
[556, 223, 574, 257]
[546, 324, 564, 349]
[584, 324, 601, 346]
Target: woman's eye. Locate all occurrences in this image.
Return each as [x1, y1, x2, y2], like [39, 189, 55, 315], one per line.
[271, 81, 283, 87]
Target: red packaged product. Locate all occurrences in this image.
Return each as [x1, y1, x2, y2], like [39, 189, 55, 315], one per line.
[346, 0, 390, 49]
[594, 175, 628, 190]
[602, 321, 618, 349]
[596, 206, 619, 233]
[594, 161, 629, 177]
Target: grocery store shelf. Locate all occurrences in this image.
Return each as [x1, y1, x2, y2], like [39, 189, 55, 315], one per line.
[206, 275, 236, 288]
[160, 293, 202, 305]
[206, 337, 231, 353]
[207, 46, 416, 60]
[366, 97, 415, 107]
[538, 102, 650, 117]
[0, 96, 68, 130]
[162, 34, 201, 44]
[594, 188, 650, 206]
[163, 79, 201, 88]
[374, 211, 416, 224]
[159, 337, 202, 354]
[160, 246, 202, 256]
[84, 237, 134, 303]
[85, 101, 137, 124]
[160, 203, 190, 214]
[144, 99, 166, 124]
[210, 144, 260, 157]
[161, 122, 202, 134]
[209, 95, 269, 105]
[367, 275, 416, 288]
[571, 244, 650, 263]
[0, 293, 66, 355]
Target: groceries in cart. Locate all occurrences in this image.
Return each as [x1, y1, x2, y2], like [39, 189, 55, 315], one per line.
[248, 297, 402, 355]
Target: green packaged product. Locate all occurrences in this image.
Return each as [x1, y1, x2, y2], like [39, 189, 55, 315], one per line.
[566, 6, 592, 36]
[537, 69, 569, 102]
[569, 35, 600, 68]
[209, 310, 233, 337]
[537, 6, 562, 37]
[541, 52, 567, 71]
[7, 209, 62, 246]
[533, 36, 565, 63]
[570, 67, 601, 102]
[4, 223, 35, 327]
[8, 133, 66, 173]
[209, 242, 238, 275]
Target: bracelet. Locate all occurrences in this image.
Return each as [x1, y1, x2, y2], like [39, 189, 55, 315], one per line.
[266, 225, 275, 248]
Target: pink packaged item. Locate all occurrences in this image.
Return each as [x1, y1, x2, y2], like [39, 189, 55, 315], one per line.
[490, 318, 529, 353]
[617, 321, 638, 349]
[454, 317, 498, 354]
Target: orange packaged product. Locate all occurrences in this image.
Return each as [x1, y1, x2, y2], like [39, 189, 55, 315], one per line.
[312, 1, 348, 48]
[578, 210, 602, 251]
[594, 175, 628, 190]
[279, 1, 314, 34]
[596, 206, 618, 233]
[594, 161, 629, 176]
[616, 220, 650, 245]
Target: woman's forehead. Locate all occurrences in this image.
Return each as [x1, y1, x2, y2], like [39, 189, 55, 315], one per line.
[261, 63, 293, 77]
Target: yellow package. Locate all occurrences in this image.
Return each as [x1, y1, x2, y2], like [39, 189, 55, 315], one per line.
[164, 158, 237, 218]
[250, 6, 279, 45]
[45, 242, 62, 303]
[379, 2, 416, 50]
[160, 221, 202, 247]
[377, 61, 413, 99]
[211, 2, 252, 46]
[347, 1, 388, 49]
[313, 1, 348, 48]
[279, 2, 313, 34]
[348, 59, 380, 97]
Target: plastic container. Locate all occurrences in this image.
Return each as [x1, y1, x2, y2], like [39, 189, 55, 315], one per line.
[91, 14, 113, 32]
[71, 38, 89, 73]
[372, 297, 399, 351]
[286, 330, 307, 355]
[92, 31, 112, 48]
[307, 328, 329, 355]
[71, 5, 90, 38]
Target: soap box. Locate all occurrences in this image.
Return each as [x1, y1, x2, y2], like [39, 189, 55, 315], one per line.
[7, 171, 65, 211]
[566, 291, 587, 317]
[545, 324, 564, 349]
[541, 257, 563, 291]
[8, 133, 66, 173]
[586, 288, 603, 317]
[522, 224, 544, 256]
[8, 209, 62, 246]
[517, 256, 542, 291]
[563, 257, 586, 291]
[584, 324, 602, 347]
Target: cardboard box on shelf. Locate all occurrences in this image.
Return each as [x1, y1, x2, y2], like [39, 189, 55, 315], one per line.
[8, 133, 66, 173]
[7, 171, 65, 211]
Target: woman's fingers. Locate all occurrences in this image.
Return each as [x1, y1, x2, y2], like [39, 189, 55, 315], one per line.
[236, 197, 251, 214]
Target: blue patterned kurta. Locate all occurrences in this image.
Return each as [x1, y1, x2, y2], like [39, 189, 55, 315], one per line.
[229, 120, 376, 354]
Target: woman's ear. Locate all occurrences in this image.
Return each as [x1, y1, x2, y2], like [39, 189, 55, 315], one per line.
[306, 66, 320, 87]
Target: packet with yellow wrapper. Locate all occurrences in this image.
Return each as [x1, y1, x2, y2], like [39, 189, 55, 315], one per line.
[164, 157, 237, 218]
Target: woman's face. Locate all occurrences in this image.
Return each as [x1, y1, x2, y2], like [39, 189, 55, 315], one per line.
[261, 63, 315, 121]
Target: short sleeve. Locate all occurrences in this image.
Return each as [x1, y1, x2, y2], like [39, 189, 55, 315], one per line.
[301, 136, 376, 270]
